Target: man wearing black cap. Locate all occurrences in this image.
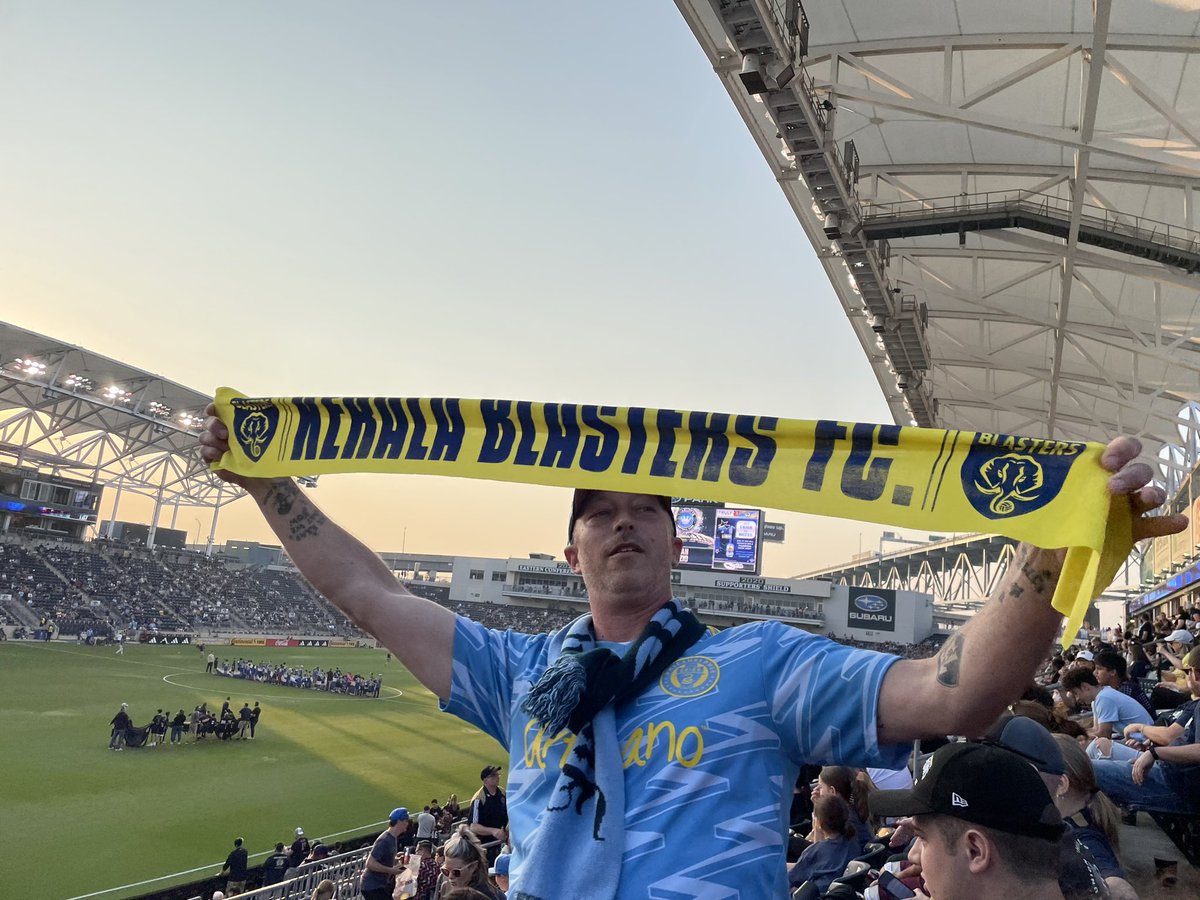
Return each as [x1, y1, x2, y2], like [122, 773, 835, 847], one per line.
[469, 765, 508, 853]
[199, 416, 1183, 900]
[870, 742, 1067, 900]
[984, 715, 1116, 900]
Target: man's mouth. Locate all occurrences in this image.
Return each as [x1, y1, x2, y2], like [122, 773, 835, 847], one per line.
[609, 542, 642, 556]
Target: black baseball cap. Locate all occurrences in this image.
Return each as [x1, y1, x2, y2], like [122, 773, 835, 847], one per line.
[869, 742, 1063, 841]
[568, 490, 674, 541]
[480, 765, 502, 780]
[982, 714, 1065, 776]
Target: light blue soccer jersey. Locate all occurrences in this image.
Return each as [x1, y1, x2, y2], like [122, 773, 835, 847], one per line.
[442, 614, 908, 899]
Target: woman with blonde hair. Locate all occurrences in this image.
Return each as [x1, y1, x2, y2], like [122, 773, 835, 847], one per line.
[1051, 734, 1139, 900]
[310, 879, 335, 900]
[434, 825, 504, 900]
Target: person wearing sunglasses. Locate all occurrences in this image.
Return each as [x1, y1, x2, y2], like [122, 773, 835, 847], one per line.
[435, 825, 504, 900]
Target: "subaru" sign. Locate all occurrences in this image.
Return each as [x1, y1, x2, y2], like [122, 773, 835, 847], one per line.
[847, 587, 896, 632]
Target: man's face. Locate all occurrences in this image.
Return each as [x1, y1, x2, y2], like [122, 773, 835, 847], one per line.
[1186, 663, 1200, 696]
[1063, 682, 1095, 708]
[484, 771, 500, 791]
[908, 816, 971, 900]
[564, 492, 681, 597]
[1093, 664, 1118, 687]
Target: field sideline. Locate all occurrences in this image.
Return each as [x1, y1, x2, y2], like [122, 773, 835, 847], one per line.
[0, 640, 503, 900]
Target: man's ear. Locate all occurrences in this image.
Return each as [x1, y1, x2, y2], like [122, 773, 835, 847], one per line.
[962, 828, 995, 875]
[564, 545, 582, 574]
[672, 536, 683, 565]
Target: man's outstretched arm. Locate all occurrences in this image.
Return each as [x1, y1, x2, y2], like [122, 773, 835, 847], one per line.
[877, 437, 1187, 744]
[199, 404, 456, 700]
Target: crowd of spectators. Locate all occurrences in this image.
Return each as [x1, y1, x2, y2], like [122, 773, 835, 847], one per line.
[0, 535, 354, 639]
[212, 657, 382, 697]
[693, 595, 824, 620]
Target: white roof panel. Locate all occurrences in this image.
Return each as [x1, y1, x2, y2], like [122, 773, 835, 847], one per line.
[676, 0, 1200, 487]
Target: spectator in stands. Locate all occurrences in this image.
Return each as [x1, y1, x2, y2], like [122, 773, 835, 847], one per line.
[985, 715, 1112, 899]
[869, 742, 1066, 900]
[310, 880, 335, 900]
[413, 839, 439, 900]
[289, 827, 310, 869]
[811, 765, 874, 847]
[467, 766, 508, 860]
[361, 807, 412, 900]
[1127, 642, 1153, 680]
[489, 853, 511, 896]
[261, 841, 291, 887]
[435, 825, 504, 900]
[1051, 734, 1138, 900]
[787, 795, 860, 892]
[1091, 646, 1200, 814]
[219, 837, 248, 896]
[199, 417, 1180, 899]
[416, 805, 437, 843]
[1092, 648, 1152, 714]
[1057, 668, 1152, 749]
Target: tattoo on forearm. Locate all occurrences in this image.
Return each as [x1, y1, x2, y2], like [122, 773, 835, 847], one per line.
[936, 631, 966, 688]
[288, 506, 328, 542]
[1019, 559, 1054, 595]
[262, 481, 299, 517]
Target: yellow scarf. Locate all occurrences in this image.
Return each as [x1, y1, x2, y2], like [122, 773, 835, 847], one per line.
[212, 388, 1133, 644]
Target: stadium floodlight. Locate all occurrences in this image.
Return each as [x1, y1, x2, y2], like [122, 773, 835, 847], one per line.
[63, 373, 94, 391]
[738, 53, 769, 95]
[177, 411, 203, 428]
[13, 357, 47, 376]
[148, 401, 172, 418]
[103, 385, 133, 403]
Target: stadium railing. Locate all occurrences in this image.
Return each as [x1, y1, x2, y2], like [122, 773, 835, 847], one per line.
[189, 846, 371, 900]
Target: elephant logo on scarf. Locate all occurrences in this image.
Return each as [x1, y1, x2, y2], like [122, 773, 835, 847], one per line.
[231, 398, 280, 462]
[973, 454, 1044, 516]
[960, 433, 1082, 520]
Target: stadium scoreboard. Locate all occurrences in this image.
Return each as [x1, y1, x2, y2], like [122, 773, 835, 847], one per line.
[0, 464, 101, 538]
[672, 497, 763, 576]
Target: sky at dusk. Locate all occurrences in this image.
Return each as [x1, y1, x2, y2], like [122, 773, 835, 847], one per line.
[1, 2, 932, 574]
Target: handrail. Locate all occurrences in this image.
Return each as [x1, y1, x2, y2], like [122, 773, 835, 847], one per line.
[861, 190, 1200, 256]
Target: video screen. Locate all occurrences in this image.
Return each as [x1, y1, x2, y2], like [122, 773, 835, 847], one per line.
[672, 500, 762, 575]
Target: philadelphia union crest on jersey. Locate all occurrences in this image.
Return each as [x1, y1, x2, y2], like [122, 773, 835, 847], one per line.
[960, 432, 1084, 520]
[231, 398, 280, 462]
[660, 656, 720, 698]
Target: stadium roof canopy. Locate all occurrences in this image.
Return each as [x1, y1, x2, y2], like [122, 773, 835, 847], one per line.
[676, 0, 1200, 492]
[0, 320, 232, 521]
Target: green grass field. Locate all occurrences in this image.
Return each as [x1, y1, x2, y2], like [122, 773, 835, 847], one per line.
[0, 640, 503, 900]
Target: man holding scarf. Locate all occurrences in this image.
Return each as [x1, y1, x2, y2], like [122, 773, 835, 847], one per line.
[199, 414, 1183, 899]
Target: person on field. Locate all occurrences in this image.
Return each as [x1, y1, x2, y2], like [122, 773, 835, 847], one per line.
[200, 410, 1182, 900]
[109, 702, 131, 751]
